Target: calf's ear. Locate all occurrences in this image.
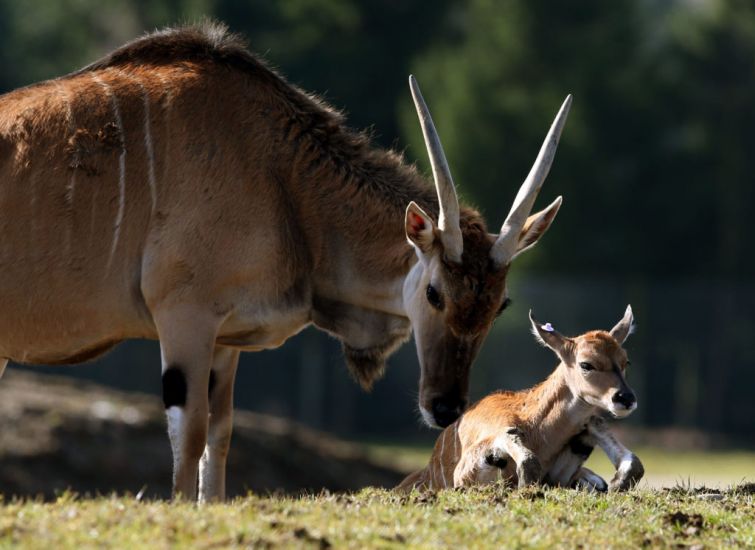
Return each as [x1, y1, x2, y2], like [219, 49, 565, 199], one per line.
[610, 305, 635, 344]
[529, 310, 572, 362]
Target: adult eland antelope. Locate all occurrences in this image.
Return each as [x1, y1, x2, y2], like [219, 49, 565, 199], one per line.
[0, 23, 571, 500]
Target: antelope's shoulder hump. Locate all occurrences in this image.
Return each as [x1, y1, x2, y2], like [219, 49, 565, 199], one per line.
[73, 21, 275, 82]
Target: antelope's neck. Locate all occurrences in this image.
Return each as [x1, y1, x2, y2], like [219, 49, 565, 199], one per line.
[526, 365, 595, 445]
[297, 150, 438, 318]
[290, 152, 437, 352]
[307, 238, 415, 359]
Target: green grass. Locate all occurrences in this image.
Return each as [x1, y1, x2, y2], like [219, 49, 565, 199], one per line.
[0, 485, 752, 549]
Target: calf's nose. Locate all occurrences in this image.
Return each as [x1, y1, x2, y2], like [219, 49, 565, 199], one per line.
[612, 390, 636, 409]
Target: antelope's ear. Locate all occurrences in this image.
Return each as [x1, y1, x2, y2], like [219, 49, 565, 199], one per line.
[510, 196, 562, 262]
[529, 309, 570, 361]
[610, 305, 635, 344]
[405, 201, 436, 254]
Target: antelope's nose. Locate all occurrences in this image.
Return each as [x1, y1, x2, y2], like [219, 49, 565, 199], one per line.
[431, 396, 466, 428]
[612, 391, 636, 409]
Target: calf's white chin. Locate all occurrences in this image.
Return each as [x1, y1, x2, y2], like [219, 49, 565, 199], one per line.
[609, 401, 637, 418]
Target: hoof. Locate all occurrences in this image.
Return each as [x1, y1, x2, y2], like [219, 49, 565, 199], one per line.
[610, 455, 644, 491]
[485, 450, 509, 470]
[517, 456, 543, 488]
[573, 467, 608, 492]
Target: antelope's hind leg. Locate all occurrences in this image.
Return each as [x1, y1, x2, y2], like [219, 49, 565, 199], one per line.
[199, 346, 239, 502]
[485, 428, 541, 488]
[452, 439, 508, 487]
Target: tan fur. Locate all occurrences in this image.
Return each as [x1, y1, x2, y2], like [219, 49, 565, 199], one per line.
[0, 23, 567, 499]
[398, 310, 644, 492]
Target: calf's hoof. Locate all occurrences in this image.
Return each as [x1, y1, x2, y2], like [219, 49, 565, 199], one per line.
[609, 455, 644, 491]
[517, 456, 543, 488]
[573, 467, 608, 492]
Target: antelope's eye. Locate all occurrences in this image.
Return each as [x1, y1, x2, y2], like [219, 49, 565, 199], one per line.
[496, 297, 512, 317]
[426, 284, 443, 310]
[579, 362, 595, 372]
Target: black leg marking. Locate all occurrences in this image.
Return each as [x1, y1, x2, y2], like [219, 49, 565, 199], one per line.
[208, 369, 216, 399]
[162, 367, 187, 408]
[485, 454, 508, 469]
[568, 430, 594, 459]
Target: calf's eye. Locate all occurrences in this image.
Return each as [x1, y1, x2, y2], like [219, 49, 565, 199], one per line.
[579, 362, 595, 372]
[426, 284, 443, 310]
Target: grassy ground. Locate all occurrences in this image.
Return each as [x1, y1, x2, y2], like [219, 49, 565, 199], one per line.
[0, 484, 752, 549]
[1, 443, 752, 548]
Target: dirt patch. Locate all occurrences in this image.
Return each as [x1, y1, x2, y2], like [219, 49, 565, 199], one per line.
[729, 482, 755, 495]
[0, 370, 404, 499]
[664, 511, 705, 537]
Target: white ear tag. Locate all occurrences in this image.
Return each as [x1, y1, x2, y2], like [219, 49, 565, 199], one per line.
[541, 323, 554, 332]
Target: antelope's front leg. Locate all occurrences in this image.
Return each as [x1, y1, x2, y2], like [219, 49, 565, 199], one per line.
[494, 428, 541, 488]
[157, 308, 221, 500]
[546, 429, 608, 492]
[590, 418, 644, 491]
[199, 346, 239, 502]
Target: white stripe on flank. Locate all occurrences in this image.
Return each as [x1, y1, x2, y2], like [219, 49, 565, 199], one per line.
[117, 70, 157, 212]
[55, 82, 77, 206]
[452, 423, 459, 461]
[439, 428, 447, 488]
[141, 88, 157, 212]
[92, 74, 126, 271]
[155, 72, 173, 189]
[55, 81, 76, 253]
[156, 71, 174, 104]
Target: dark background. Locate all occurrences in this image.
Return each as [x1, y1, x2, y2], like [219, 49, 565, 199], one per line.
[1, 0, 753, 444]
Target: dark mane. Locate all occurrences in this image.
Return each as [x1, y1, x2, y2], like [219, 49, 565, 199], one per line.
[75, 21, 484, 229]
[77, 20, 265, 77]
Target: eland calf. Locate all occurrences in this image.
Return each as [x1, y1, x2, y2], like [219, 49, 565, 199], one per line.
[398, 307, 644, 492]
[0, 22, 571, 500]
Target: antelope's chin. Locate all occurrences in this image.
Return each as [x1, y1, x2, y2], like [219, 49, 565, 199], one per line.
[608, 402, 637, 419]
[419, 405, 441, 429]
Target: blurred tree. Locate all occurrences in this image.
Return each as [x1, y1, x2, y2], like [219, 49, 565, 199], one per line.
[0, 0, 212, 90]
[402, 0, 755, 280]
[213, 0, 454, 145]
